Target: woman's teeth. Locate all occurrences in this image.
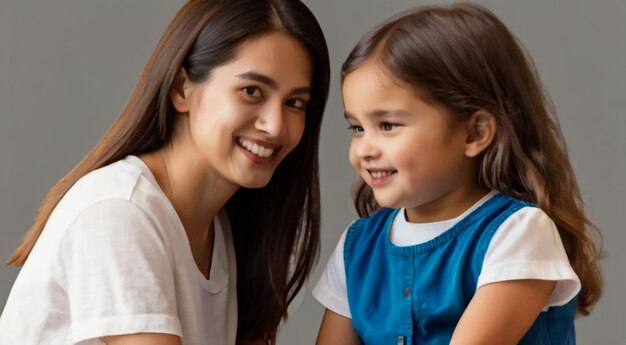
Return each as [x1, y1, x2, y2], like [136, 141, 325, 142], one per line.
[238, 138, 275, 158]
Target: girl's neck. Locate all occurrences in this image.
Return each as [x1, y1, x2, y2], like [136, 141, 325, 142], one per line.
[404, 185, 490, 224]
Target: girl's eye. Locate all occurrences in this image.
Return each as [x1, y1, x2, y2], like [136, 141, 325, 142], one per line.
[347, 125, 364, 133]
[285, 98, 307, 111]
[242, 86, 262, 98]
[381, 122, 396, 131]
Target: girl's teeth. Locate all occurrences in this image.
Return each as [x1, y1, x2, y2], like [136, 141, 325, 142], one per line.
[371, 171, 393, 179]
[238, 138, 274, 158]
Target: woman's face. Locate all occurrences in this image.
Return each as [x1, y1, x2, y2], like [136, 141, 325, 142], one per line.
[172, 32, 312, 189]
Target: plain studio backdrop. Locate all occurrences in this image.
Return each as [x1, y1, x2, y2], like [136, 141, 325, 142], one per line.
[0, 1, 624, 343]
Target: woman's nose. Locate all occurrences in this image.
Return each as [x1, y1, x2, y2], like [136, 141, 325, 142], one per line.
[255, 101, 284, 137]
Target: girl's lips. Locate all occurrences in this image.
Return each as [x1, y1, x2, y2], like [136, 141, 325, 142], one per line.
[367, 169, 397, 187]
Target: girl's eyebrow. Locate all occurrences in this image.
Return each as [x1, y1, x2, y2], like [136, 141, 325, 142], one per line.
[344, 109, 410, 120]
[367, 109, 411, 117]
[236, 71, 311, 95]
[344, 111, 357, 120]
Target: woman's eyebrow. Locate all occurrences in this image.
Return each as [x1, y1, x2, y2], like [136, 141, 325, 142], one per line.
[237, 71, 278, 90]
[291, 86, 311, 95]
[236, 71, 311, 95]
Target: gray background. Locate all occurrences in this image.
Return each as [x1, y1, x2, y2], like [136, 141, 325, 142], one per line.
[0, 0, 623, 343]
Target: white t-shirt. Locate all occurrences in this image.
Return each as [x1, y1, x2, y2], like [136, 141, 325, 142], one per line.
[0, 155, 238, 345]
[313, 191, 581, 318]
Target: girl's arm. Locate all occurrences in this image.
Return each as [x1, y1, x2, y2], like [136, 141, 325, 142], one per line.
[450, 279, 556, 345]
[103, 333, 182, 345]
[316, 309, 362, 345]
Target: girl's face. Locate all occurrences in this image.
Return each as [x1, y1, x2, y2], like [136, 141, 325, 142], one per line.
[343, 62, 478, 222]
[174, 32, 312, 189]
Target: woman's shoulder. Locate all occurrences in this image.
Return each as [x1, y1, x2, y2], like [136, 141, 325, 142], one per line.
[69, 155, 155, 201]
[47, 156, 173, 236]
[20, 158, 180, 288]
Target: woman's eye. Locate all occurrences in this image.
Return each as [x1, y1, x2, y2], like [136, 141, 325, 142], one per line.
[381, 122, 396, 131]
[285, 98, 307, 111]
[242, 86, 262, 98]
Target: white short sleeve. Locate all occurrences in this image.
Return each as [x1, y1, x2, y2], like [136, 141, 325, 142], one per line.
[477, 207, 581, 308]
[61, 199, 182, 344]
[312, 227, 352, 318]
[312, 206, 580, 319]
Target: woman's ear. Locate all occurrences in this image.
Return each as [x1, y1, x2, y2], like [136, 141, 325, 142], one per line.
[170, 67, 191, 113]
[464, 110, 496, 157]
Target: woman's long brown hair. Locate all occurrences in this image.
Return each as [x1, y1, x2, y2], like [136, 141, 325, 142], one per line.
[8, 0, 329, 341]
[342, 3, 602, 315]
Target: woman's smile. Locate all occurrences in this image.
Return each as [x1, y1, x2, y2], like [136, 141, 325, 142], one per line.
[237, 136, 280, 164]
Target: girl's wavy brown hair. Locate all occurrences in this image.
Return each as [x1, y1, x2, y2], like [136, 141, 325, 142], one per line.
[343, 3, 602, 315]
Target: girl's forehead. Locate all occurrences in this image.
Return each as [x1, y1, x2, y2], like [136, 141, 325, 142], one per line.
[343, 63, 420, 104]
[342, 61, 450, 121]
[343, 60, 439, 105]
[344, 61, 399, 88]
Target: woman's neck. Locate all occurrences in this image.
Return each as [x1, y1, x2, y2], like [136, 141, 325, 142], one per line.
[160, 146, 237, 228]
[139, 145, 238, 278]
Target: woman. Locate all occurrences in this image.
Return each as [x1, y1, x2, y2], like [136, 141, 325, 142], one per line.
[0, 0, 330, 344]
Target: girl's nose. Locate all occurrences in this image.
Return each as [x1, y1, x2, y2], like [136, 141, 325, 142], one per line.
[354, 135, 379, 160]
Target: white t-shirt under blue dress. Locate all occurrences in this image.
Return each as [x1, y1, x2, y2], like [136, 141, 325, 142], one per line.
[0, 155, 238, 345]
[313, 191, 580, 320]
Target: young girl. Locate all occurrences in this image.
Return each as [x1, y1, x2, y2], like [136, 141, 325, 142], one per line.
[313, 3, 602, 344]
[0, 0, 329, 344]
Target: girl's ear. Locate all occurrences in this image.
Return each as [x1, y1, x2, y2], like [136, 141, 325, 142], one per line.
[464, 110, 496, 157]
[170, 67, 191, 113]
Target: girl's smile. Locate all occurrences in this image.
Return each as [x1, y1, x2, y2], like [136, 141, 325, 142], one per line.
[366, 168, 397, 187]
[343, 61, 480, 222]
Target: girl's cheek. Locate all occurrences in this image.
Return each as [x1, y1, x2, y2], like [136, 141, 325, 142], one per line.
[348, 148, 360, 170]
